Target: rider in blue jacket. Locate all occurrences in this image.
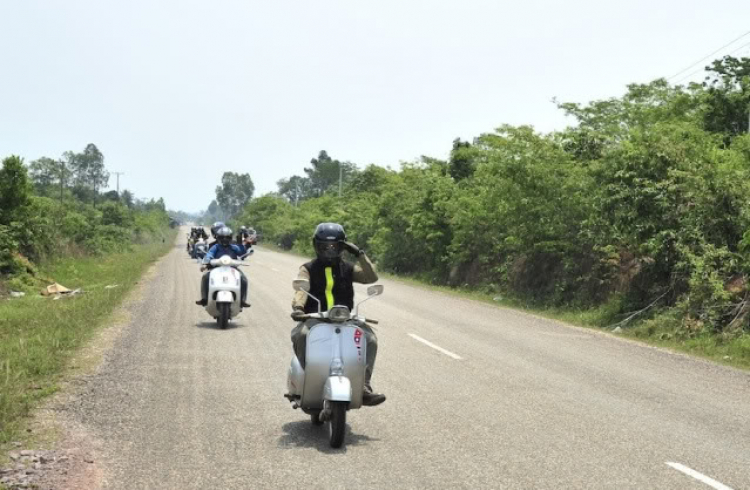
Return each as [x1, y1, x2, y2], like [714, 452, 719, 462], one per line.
[195, 226, 251, 308]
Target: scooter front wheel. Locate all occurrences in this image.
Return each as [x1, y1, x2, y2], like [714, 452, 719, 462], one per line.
[218, 303, 230, 329]
[328, 402, 346, 448]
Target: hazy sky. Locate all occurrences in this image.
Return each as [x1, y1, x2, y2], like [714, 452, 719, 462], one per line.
[1, 1, 749, 212]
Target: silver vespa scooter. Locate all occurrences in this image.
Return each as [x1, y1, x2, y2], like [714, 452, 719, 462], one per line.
[285, 278, 383, 448]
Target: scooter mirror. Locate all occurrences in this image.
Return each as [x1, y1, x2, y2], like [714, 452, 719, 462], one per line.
[367, 285, 384, 297]
[293, 279, 311, 292]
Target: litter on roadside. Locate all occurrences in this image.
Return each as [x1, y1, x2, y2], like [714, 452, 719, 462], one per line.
[51, 288, 83, 300]
[9, 291, 25, 298]
[41, 283, 71, 296]
[104, 284, 120, 289]
[41, 283, 85, 299]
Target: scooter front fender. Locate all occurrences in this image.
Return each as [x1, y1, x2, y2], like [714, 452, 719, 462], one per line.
[324, 376, 351, 402]
[216, 290, 233, 303]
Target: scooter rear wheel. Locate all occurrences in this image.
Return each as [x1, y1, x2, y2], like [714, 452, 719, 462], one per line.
[218, 303, 230, 329]
[328, 402, 346, 448]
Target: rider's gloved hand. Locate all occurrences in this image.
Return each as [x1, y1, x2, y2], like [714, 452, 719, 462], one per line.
[291, 308, 306, 321]
[343, 241, 363, 257]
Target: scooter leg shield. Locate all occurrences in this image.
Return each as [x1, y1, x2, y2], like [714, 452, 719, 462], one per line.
[324, 376, 352, 402]
[287, 355, 304, 396]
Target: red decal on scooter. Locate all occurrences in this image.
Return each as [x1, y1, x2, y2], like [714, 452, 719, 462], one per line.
[354, 329, 363, 361]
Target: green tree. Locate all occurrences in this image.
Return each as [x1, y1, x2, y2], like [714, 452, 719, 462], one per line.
[448, 126, 598, 302]
[699, 56, 750, 140]
[208, 200, 220, 216]
[121, 189, 135, 208]
[277, 175, 312, 205]
[215, 172, 255, 218]
[28, 157, 66, 196]
[0, 156, 32, 226]
[100, 201, 134, 227]
[448, 138, 477, 181]
[66, 144, 109, 203]
[304, 151, 358, 197]
[237, 194, 295, 247]
[102, 190, 120, 202]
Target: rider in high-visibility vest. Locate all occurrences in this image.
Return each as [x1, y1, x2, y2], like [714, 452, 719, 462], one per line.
[290, 223, 385, 406]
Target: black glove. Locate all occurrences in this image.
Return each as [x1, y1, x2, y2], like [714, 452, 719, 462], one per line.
[291, 308, 306, 321]
[343, 241, 363, 257]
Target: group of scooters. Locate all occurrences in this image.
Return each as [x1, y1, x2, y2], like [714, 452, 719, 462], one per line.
[186, 227, 209, 261]
[186, 227, 385, 448]
[188, 226, 252, 330]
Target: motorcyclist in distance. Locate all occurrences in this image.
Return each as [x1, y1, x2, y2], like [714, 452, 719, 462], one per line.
[290, 222, 385, 406]
[196, 226, 252, 308]
[236, 226, 249, 246]
[208, 221, 225, 249]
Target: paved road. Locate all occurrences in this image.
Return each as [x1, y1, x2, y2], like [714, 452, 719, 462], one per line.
[67, 230, 750, 489]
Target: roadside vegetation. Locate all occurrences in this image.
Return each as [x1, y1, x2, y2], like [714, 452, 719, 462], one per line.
[234, 56, 750, 368]
[0, 144, 175, 445]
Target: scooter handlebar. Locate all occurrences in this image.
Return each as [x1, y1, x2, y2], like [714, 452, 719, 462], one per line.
[208, 259, 249, 268]
[294, 313, 379, 324]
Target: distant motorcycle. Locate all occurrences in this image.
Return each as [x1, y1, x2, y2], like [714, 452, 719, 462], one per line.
[203, 252, 252, 329]
[247, 228, 258, 245]
[285, 278, 383, 448]
[186, 235, 195, 255]
[194, 239, 207, 261]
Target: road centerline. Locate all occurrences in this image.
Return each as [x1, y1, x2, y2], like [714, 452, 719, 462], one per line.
[408, 333, 463, 360]
[666, 462, 734, 490]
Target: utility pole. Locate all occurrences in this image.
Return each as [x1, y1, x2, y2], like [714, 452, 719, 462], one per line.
[338, 162, 343, 198]
[112, 172, 125, 195]
[58, 159, 65, 207]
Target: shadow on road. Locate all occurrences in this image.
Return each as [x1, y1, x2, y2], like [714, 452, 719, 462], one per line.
[194, 321, 248, 331]
[278, 420, 379, 453]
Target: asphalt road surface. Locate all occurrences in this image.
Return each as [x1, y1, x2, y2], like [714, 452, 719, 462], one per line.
[66, 230, 750, 489]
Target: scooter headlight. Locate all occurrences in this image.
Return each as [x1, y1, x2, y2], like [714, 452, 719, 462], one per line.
[330, 358, 344, 376]
[328, 306, 350, 322]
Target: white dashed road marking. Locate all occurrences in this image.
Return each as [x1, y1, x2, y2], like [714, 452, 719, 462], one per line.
[666, 462, 734, 490]
[408, 333, 463, 360]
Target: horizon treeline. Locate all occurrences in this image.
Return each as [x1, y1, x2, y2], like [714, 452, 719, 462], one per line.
[236, 55, 750, 339]
[0, 144, 171, 292]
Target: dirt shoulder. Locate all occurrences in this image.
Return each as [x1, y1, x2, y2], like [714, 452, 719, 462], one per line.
[1, 254, 164, 490]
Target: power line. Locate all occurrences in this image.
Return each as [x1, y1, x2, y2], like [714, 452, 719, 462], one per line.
[673, 38, 750, 85]
[668, 29, 750, 81]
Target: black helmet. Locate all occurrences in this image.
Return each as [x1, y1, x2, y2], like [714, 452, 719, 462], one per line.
[211, 221, 225, 237]
[216, 226, 233, 247]
[313, 223, 346, 261]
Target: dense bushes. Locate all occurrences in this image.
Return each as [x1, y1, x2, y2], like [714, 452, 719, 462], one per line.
[237, 56, 750, 339]
[0, 154, 170, 290]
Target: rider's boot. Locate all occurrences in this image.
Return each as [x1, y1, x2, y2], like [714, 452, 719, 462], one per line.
[362, 385, 386, 406]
